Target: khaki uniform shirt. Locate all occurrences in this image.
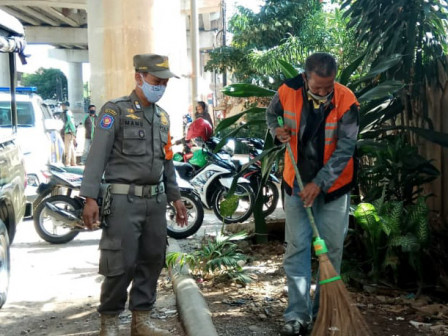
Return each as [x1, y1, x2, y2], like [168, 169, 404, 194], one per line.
[80, 90, 181, 202]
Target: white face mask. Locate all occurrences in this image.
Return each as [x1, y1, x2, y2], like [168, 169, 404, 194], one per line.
[138, 74, 166, 103]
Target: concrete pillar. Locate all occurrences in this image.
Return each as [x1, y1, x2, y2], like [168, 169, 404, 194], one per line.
[190, 0, 200, 118]
[87, 0, 155, 107]
[87, 0, 188, 139]
[67, 61, 84, 123]
[0, 53, 10, 87]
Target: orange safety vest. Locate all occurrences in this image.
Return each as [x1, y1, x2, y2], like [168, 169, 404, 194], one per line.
[279, 81, 358, 197]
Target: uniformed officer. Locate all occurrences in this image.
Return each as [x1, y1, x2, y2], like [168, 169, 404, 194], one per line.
[80, 53, 188, 336]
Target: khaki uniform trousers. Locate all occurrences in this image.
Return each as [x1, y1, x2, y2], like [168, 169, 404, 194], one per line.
[64, 133, 76, 166]
[97, 192, 167, 314]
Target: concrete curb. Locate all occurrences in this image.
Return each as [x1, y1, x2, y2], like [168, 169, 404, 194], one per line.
[167, 237, 219, 336]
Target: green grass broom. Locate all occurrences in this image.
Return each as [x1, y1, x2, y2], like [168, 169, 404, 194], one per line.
[278, 117, 372, 336]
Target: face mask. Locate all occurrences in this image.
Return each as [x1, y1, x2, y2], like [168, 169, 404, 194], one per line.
[89, 110, 95, 115]
[139, 74, 166, 103]
[307, 90, 333, 102]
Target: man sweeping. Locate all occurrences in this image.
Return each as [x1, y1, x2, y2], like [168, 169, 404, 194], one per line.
[266, 52, 359, 335]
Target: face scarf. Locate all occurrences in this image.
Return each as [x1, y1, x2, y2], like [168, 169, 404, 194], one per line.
[307, 90, 333, 109]
[139, 74, 166, 103]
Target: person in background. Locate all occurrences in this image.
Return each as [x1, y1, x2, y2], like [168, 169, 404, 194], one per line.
[266, 52, 359, 336]
[80, 53, 187, 336]
[81, 104, 97, 165]
[195, 101, 213, 126]
[61, 101, 77, 166]
[182, 113, 192, 138]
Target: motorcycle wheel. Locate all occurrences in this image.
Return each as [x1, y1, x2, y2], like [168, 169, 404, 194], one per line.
[32, 185, 69, 215]
[167, 192, 204, 239]
[261, 180, 279, 217]
[212, 183, 254, 224]
[34, 195, 81, 244]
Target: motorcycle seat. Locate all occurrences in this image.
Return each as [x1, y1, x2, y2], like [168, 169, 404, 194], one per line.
[173, 161, 195, 180]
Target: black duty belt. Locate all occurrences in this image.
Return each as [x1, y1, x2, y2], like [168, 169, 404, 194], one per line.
[110, 182, 165, 198]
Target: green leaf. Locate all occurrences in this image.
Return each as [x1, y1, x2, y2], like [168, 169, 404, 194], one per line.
[405, 127, 448, 148]
[214, 107, 266, 133]
[353, 203, 381, 230]
[222, 83, 276, 97]
[219, 194, 240, 218]
[214, 120, 267, 153]
[278, 59, 299, 79]
[389, 235, 419, 253]
[338, 52, 366, 85]
[355, 54, 403, 84]
[358, 80, 404, 103]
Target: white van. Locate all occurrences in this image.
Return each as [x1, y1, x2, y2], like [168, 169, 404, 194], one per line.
[0, 87, 65, 202]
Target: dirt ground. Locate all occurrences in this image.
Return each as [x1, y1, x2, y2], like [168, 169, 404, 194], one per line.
[196, 240, 448, 336]
[1, 214, 448, 336]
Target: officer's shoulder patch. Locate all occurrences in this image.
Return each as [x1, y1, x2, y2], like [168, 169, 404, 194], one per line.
[100, 114, 115, 129]
[105, 108, 117, 116]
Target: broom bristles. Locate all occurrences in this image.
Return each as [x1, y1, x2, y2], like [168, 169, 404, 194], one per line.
[311, 254, 372, 336]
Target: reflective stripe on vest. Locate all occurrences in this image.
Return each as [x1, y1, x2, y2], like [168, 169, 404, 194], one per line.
[278, 82, 358, 194]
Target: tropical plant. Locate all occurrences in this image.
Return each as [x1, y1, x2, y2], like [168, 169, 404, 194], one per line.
[216, 83, 286, 244]
[352, 202, 387, 281]
[357, 134, 439, 204]
[206, 0, 359, 88]
[341, 0, 448, 145]
[166, 231, 251, 284]
[353, 195, 430, 289]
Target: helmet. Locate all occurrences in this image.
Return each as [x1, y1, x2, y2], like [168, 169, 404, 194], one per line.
[186, 117, 213, 142]
[183, 114, 192, 124]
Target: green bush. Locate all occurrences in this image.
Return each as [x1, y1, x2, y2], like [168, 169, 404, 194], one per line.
[353, 195, 430, 288]
[166, 231, 252, 285]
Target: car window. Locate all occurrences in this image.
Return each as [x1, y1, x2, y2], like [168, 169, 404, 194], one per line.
[0, 106, 11, 126]
[0, 101, 34, 127]
[40, 103, 53, 119]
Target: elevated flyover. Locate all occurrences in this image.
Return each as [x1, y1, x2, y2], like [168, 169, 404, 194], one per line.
[0, 0, 222, 129]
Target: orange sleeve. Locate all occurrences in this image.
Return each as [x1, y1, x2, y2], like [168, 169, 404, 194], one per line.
[164, 130, 174, 160]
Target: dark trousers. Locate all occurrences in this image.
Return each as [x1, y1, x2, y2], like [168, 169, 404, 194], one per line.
[97, 193, 167, 314]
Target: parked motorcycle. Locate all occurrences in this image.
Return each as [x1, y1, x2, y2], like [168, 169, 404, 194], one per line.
[33, 165, 84, 243]
[166, 170, 204, 239]
[236, 137, 280, 217]
[175, 135, 279, 218]
[174, 137, 255, 224]
[33, 165, 204, 243]
[173, 137, 207, 168]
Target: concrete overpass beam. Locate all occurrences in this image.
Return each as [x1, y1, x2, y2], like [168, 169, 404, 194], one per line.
[0, 1, 87, 10]
[23, 26, 87, 45]
[48, 48, 88, 63]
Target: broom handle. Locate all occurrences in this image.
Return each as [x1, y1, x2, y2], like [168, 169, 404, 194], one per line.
[277, 116, 321, 239]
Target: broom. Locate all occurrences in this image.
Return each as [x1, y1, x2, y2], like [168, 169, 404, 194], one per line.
[277, 117, 372, 336]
